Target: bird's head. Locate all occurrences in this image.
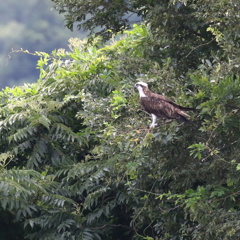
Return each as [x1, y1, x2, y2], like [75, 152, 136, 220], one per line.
[134, 81, 149, 97]
[134, 81, 148, 89]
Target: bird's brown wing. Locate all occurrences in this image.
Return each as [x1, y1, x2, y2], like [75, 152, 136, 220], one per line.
[151, 92, 195, 111]
[141, 96, 186, 120]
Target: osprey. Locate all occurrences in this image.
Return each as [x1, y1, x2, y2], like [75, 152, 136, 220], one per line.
[134, 81, 194, 128]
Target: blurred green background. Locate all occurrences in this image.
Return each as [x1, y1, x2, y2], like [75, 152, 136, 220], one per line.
[0, 0, 85, 89]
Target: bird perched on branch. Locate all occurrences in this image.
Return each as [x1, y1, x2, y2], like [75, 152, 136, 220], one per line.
[134, 81, 195, 128]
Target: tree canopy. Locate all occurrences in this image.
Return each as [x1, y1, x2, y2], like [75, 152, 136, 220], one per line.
[51, 0, 239, 73]
[1, 0, 240, 239]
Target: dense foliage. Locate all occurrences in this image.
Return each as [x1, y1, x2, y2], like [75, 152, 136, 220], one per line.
[51, 0, 240, 76]
[1, 0, 240, 239]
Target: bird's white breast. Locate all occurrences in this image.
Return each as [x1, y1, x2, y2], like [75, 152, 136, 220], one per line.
[136, 86, 147, 97]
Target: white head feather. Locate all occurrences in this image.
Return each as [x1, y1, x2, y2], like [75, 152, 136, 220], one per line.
[134, 81, 148, 97]
[135, 81, 148, 87]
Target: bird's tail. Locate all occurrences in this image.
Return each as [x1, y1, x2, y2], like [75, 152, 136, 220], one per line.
[170, 102, 195, 112]
[177, 115, 194, 124]
[178, 106, 195, 111]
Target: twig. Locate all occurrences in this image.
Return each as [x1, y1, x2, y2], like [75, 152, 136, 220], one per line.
[183, 39, 215, 59]
[89, 223, 133, 231]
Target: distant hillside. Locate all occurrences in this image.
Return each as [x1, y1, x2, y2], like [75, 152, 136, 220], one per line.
[0, 0, 85, 88]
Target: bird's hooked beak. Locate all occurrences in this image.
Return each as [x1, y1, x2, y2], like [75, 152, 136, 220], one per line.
[134, 84, 138, 89]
